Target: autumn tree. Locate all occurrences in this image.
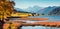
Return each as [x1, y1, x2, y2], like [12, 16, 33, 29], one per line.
[0, 0, 15, 20]
[0, 0, 15, 29]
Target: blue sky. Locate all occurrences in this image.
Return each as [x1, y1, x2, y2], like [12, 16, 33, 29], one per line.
[14, 0, 60, 9]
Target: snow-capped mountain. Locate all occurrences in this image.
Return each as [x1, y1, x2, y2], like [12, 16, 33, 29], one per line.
[24, 6, 43, 13]
[15, 6, 60, 15]
[15, 6, 43, 13]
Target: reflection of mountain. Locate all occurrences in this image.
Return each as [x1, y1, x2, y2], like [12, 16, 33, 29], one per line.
[49, 7, 60, 15]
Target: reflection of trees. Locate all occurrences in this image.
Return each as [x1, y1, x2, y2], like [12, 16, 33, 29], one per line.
[42, 14, 44, 15]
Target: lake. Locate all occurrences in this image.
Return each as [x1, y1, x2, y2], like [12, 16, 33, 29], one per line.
[11, 15, 60, 29]
[21, 15, 60, 29]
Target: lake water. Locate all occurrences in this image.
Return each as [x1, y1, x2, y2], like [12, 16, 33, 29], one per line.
[21, 15, 60, 29]
[11, 15, 60, 29]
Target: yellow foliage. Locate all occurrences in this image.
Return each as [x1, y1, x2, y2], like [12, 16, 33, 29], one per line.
[0, 0, 15, 19]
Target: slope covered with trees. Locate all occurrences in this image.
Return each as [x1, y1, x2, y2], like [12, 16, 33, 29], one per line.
[49, 7, 60, 15]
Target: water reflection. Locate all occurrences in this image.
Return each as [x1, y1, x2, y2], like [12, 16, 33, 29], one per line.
[21, 26, 60, 29]
[22, 26, 46, 29]
[10, 16, 60, 29]
[29, 16, 60, 21]
[21, 16, 60, 29]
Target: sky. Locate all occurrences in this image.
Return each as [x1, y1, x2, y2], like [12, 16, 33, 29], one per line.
[14, 0, 60, 9]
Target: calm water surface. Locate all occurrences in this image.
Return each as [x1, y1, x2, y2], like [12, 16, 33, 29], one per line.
[21, 16, 60, 29]
[11, 15, 60, 29]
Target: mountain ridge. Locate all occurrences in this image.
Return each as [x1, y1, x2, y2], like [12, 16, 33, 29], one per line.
[15, 6, 60, 15]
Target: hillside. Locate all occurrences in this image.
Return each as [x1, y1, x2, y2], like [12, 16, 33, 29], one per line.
[49, 7, 60, 15]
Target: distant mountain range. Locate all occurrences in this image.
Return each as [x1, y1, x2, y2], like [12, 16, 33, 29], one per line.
[49, 7, 60, 15]
[36, 6, 57, 14]
[24, 6, 43, 13]
[15, 6, 60, 15]
[15, 6, 43, 13]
